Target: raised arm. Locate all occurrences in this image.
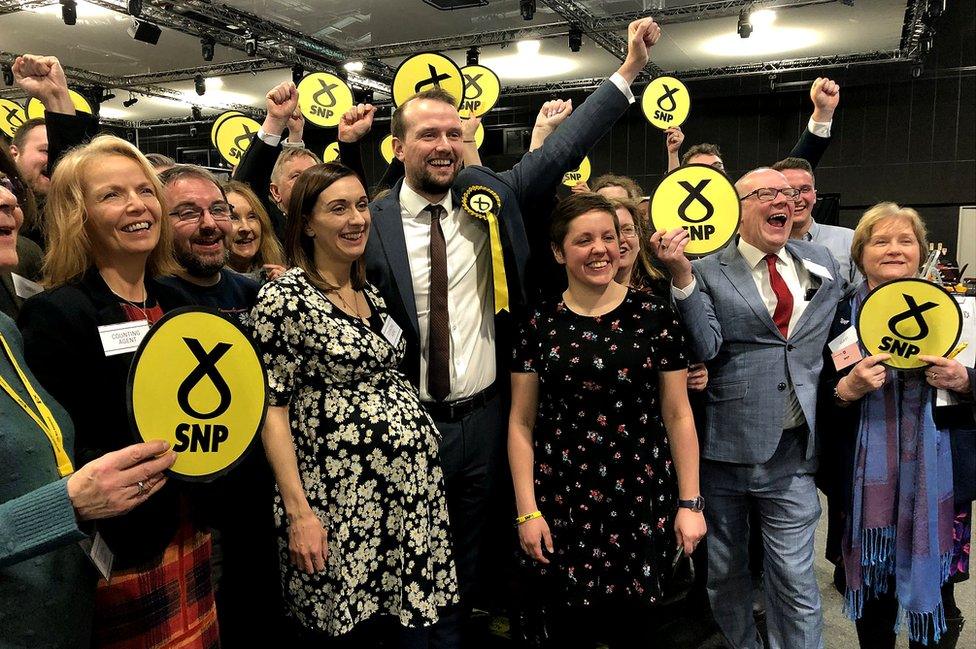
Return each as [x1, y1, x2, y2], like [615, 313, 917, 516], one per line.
[233, 82, 299, 213]
[788, 77, 840, 169]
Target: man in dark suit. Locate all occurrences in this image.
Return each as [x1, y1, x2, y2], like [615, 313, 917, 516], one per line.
[652, 167, 848, 649]
[364, 16, 663, 643]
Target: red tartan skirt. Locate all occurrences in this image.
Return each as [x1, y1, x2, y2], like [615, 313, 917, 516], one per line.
[92, 519, 219, 649]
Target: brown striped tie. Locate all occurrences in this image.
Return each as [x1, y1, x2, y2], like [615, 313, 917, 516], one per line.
[426, 204, 450, 401]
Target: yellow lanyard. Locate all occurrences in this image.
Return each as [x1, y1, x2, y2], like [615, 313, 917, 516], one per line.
[0, 333, 74, 477]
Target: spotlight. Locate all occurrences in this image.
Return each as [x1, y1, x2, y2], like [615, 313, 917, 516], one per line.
[194, 74, 206, 96]
[569, 27, 582, 53]
[127, 0, 142, 16]
[127, 18, 162, 45]
[343, 60, 364, 73]
[60, 1, 76, 26]
[737, 6, 753, 39]
[96, 88, 116, 102]
[922, 31, 935, 54]
[520, 0, 535, 21]
[2, 64, 13, 87]
[466, 46, 480, 66]
[201, 36, 215, 62]
[353, 87, 374, 104]
[244, 34, 258, 57]
[291, 64, 304, 85]
[911, 63, 923, 78]
[123, 93, 138, 108]
[189, 126, 198, 137]
[191, 106, 202, 121]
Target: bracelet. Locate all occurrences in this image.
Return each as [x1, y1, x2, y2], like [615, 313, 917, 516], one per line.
[515, 510, 542, 526]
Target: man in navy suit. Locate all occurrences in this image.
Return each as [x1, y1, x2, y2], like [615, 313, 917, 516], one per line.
[364, 16, 663, 644]
[653, 168, 848, 649]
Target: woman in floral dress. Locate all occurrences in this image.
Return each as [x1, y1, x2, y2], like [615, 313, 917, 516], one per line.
[508, 193, 706, 648]
[251, 163, 457, 647]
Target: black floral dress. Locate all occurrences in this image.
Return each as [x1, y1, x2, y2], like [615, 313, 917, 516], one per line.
[512, 288, 688, 608]
[251, 268, 458, 635]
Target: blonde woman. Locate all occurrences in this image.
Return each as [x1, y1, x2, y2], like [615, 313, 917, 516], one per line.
[222, 180, 286, 282]
[17, 135, 219, 648]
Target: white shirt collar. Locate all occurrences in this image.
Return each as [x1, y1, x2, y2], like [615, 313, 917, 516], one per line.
[400, 181, 454, 220]
[738, 237, 789, 270]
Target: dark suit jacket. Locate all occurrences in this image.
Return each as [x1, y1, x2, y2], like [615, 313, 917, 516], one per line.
[364, 78, 631, 387]
[17, 268, 190, 568]
[791, 126, 831, 169]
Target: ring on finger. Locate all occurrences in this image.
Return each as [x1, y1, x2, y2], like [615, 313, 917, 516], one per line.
[136, 480, 147, 497]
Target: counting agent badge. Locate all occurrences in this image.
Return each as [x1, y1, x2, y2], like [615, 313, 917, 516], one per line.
[641, 76, 690, 130]
[649, 164, 740, 257]
[297, 72, 354, 128]
[392, 53, 465, 109]
[856, 278, 963, 371]
[127, 308, 267, 480]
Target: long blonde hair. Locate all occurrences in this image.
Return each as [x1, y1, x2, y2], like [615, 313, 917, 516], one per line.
[223, 180, 286, 269]
[43, 135, 180, 287]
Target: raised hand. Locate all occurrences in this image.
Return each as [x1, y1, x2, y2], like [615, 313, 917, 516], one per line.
[810, 77, 840, 122]
[264, 81, 299, 135]
[13, 54, 73, 114]
[286, 109, 305, 143]
[338, 103, 376, 143]
[649, 227, 694, 289]
[619, 17, 662, 83]
[666, 126, 684, 154]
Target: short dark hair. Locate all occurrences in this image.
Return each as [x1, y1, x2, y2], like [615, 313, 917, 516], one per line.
[591, 174, 643, 200]
[145, 152, 176, 170]
[11, 118, 45, 151]
[390, 87, 458, 140]
[158, 164, 225, 197]
[285, 163, 366, 291]
[681, 143, 722, 166]
[549, 192, 618, 250]
[772, 156, 815, 183]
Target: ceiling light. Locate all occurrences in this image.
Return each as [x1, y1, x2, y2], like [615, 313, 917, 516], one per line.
[127, 0, 142, 16]
[28, 1, 118, 21]
[123, 94, 138, 108]
[244, 34, 258, 56]
[751, 9, 776, 29]
[98, 106, 127, 119]
[343, 60, 364, 73]
[207, 77, 224, 89]
[128, 17, 161, 44]
[467, 46, 480, 66]
[201, 36, 215, 62]
[482, 41, 578, 80]
[569, 27, 582, 53]
[194, 74, 206, 96]
[737, 6, 753, 39]
[520, 0, 535, 21]
[701, 27, 820, 57]
[516, 39, 541, 55]
[61, 0, 77, 26]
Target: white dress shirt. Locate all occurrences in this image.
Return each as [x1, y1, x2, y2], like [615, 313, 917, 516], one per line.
[399, 182, 495, 401]
[672, 239, 814, 429]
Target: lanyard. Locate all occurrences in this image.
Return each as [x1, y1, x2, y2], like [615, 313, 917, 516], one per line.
[0, 333, 74, 477]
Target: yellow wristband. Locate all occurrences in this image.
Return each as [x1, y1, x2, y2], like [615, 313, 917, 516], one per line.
[515, 510, 542, 526]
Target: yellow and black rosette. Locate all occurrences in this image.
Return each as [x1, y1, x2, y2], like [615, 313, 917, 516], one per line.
[461, 185, 508, 313]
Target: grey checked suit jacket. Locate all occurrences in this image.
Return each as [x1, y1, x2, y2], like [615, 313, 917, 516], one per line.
[364, 78, 631, 387]
[675, 239, 848, 464]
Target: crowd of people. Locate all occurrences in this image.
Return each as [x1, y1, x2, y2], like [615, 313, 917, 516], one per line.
[0, 14, 972, 649]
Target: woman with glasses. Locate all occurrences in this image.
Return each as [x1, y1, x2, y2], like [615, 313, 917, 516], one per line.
[222, 180, 286, 283]
[17, 136, 221, 648]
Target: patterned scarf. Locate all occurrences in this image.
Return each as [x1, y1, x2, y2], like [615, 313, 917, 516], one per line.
[842, 286, 955, 645]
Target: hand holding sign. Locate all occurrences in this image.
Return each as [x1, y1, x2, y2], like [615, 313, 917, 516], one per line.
[918, 354, 971, 393]
[837, 354, 891, 401]
[649, 227, 693, 288]
[338, 103, 375, 143]
[666, 126, 684, 154]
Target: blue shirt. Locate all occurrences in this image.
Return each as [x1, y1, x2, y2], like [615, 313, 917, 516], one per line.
[804, 219, 862, 286]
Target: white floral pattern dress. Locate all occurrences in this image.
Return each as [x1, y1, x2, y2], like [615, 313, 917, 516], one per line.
[251, 268, 458, 636]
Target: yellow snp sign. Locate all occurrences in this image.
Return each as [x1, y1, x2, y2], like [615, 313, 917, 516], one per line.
[392, 52, 465, 108]
[856, 278, 963, 370]
[297, 72, 354, 128]
[561, 156, 591, 187]
[649, 163, 740, 256]
[214, 114, 261, 166]
[211, 110, 243, 148]
[641, 76, 690, 130]
[0, 99, 27, 138]
[380, 133, 395, 163]
[460, 64, 500, 117]
[26, 89, 92, 119]
[127, 308, 267, 480]
[322, 141, 340, 162]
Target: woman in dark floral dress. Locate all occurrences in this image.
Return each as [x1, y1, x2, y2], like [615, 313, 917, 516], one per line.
[509, 193, 706, 648]
[251, 163, 457, 647]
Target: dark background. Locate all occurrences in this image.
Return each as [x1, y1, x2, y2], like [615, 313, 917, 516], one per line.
[135, 1, 975, 256]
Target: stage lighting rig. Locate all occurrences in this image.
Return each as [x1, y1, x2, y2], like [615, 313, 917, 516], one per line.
[60, 1, 77, 26]
[194, 74, 206, 96]
[244, 33, 258, 57]
[520, 0, 535, 21]
[467, 46, 480, 66]
[123, 93, 138, 108]
[569, 27, 582, 52]
[737, 6, 753, 39]
[128, 18, 161, 45]
[191, 106, 203, 121]
[127, 0, 142, 16]
[201, 36, 215, 62]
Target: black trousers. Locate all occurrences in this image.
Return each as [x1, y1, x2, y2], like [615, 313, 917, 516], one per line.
[545, 603, 668, 649]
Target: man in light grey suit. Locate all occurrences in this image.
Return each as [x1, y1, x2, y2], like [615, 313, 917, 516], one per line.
[653, 167, 848, 649]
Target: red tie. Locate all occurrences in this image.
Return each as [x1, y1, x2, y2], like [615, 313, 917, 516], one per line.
[764, 254, 794, 339]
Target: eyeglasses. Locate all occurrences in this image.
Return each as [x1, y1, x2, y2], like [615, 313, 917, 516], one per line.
[620, 225, 638, 239]
[738, 187, 800, 202]
[168, 201, 233, 223]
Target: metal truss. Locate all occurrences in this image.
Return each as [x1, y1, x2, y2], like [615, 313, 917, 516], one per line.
[900, 0, 931, 58]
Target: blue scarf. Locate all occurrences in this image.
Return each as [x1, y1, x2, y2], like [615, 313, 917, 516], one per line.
[842, 286, 955, 644]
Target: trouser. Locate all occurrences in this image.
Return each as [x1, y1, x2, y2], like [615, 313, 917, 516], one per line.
[545, 603, 668, 649]
[701, 426, 824, 649]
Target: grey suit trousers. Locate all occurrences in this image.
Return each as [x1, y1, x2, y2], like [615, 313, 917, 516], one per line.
[701, 426, 824, 649]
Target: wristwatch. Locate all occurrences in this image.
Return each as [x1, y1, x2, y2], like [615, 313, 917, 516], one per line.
[678, 496, 705, 513]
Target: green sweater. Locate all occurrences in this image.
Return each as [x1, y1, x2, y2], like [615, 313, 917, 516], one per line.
[0, 312, 93, 649]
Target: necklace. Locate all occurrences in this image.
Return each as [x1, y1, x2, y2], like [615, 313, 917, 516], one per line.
[108, 283, 150, 322]
[331, 286, 367, 321]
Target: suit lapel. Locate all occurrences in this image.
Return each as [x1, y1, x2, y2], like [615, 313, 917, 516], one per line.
[718, 243, 783, 340]
[370, 181, 420, 337]
[788, 243, 832, 339]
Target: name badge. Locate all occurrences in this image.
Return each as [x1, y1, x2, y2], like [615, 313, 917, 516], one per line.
[98, 320, 150, 357]
[828, 325, 863, 371]
[11, 273, 43, 299]
[79, 531, 114, 582]
[802, 258, 833, 282]
[381, 316, 403, 348]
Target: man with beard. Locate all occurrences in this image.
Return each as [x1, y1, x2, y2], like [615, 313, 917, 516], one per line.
[364, 16, 663, 646]
[156, 163, 282, 648]
[156, 164, 258, 322]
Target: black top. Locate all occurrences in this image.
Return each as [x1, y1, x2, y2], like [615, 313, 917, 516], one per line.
[157, 268, 259, 326]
